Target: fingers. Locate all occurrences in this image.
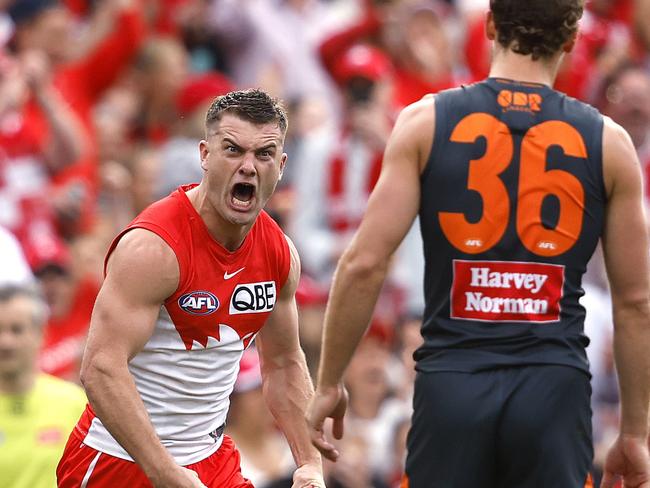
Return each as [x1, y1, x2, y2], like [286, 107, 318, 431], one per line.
[307, 388, 348, 462]
[331, 389, 348, 440]
[311, 429, 340, 462]
[308, 413, 340, 461]
[332, 415, 344, 440]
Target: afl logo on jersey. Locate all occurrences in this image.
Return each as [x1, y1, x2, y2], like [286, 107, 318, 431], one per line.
[178, 291, 219, 315]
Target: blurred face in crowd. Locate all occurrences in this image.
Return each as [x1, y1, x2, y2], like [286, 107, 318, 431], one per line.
[14, 6, 73, 65]
[0, 55, 28, 115]
[345, 338, 390, 410]
[200, 113, 286, 228]
[344, 75, 393, 111]
[131, 149, 161, 213]
[603, 69, 650, 149]
[136, 38, 188, 103]
[0, 295, 43, 381]
[403, 9, 451, 76]
[36, 268, 74, 319]
[344, 76, 394, 149]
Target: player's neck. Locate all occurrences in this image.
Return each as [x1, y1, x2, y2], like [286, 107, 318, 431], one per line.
[0, 369, 36, 395]
[187, 185, 251, 252]
[489, 49, 562, 88]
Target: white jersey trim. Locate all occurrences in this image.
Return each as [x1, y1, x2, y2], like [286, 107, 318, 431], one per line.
[80, 451, 102, 488]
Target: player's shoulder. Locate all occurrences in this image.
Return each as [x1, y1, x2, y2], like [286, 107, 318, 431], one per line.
[395, 82, 481, 132]
[112, 227, 176, 263]
[106, 227, 179, 296]
[602, 115, 634, 146]
[602, 116, 638, 166]
[552, 88, 603, 122]
[394, 95, 436, 136]
[601, 115, 641, 196]
[135, 187, 187, 227]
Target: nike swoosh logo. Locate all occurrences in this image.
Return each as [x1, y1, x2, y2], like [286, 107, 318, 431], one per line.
[224, 267, 245, 280]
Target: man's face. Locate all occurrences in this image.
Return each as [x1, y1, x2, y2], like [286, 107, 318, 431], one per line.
[0, 55, 27, 115]
[0, 296, 42, 379]
[36, 268, 74, 318]
[604, 70, 650, 149]
[199, 113, 286, 228]
[18, 6, 72, 65]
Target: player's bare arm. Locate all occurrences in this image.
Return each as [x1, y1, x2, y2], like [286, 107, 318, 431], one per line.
[306, 96, 434, 461]
[255, 236, 324, 488]
[80, 229, 206, 488]
[600, 118, 650, 488]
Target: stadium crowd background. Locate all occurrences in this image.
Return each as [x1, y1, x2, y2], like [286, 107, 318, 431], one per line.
[0, 0, 648, 486]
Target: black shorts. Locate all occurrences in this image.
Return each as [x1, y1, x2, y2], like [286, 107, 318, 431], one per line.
[405, 365, 592, 488]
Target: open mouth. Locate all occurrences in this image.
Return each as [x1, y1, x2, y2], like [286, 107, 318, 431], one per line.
[230, 183, 256, 210]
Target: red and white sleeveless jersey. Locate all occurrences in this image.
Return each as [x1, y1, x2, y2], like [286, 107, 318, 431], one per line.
[76, 185, 290, 465]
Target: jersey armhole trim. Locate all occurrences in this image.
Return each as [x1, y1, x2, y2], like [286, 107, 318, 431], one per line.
[103, 223, 187, 299]
[278, 233, 292, 290]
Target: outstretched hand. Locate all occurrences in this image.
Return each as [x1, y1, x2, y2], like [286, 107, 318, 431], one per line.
[306, 384, 348, 462]
[601, 435, 650, 488]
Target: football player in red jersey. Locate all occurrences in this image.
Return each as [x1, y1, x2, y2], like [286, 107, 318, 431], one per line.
[57, 90, 324, 488]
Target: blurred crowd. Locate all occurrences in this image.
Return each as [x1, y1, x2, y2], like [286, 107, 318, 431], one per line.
[0, 0, 648, 486]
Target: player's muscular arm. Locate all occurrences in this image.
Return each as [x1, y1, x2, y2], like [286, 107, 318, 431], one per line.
[600, 118, 650, 488]
[80, 229, 205, 488]
[307, 96, 434, 461]
[256, 236, 324, 488]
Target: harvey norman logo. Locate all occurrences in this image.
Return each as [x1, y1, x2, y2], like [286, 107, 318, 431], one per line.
[450, 260, 564, 323]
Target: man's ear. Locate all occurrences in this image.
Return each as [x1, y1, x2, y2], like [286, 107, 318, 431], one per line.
[486, 11, 497, 41]
[278, 153, 287, 180]
[199, 140, 209, 171]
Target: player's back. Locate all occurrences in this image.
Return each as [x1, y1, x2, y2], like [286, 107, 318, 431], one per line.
[416, 77, 605, 374]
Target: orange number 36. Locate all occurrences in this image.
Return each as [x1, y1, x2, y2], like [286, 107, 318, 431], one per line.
[439, 114, 587, 257]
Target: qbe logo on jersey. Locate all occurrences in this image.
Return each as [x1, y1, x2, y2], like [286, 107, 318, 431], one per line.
[230, 281, 276, 315]
[450, 260, 565, 323]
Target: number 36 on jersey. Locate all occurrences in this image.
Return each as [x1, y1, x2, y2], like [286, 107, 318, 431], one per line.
[439, 113, 587, 257]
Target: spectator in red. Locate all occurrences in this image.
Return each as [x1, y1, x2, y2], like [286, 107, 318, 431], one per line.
[156, 70, 233, 198]
[27, 237, 99, 383]
[291, 44, 395, 285]
[0, 48, 86, 262]
[319, 0, 457, 110]
[129, 36, 189, 145]
[7, 0, 147, 235]
[291, 43, 424, 315]
[555, 0, 634, 100]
